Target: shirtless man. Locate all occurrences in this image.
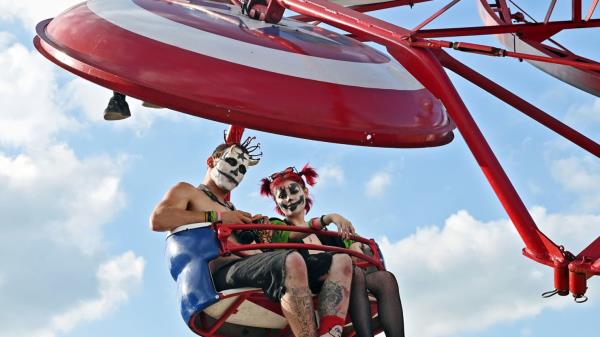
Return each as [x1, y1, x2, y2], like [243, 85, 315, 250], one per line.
[149, 139, 352, 337]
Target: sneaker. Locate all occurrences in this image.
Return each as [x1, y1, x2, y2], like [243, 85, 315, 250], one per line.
[104, 92, 131, 120]
[319, 325, 343, 337]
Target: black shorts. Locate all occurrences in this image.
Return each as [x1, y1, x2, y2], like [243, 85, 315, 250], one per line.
[212, 250, 335, 301]
[302, 250, 335, 295]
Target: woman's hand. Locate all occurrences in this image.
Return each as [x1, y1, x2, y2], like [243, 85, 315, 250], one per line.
[326, 213, 355, 240]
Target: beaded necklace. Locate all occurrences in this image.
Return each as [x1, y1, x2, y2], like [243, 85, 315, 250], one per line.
[198, 184, 235, 211]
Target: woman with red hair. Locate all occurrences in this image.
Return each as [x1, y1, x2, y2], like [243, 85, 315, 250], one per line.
[261, 165, 405, 337]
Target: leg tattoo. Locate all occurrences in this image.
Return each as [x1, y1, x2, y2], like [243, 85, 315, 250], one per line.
[318, 280, 348, 317]
[282, 287, 316, 337]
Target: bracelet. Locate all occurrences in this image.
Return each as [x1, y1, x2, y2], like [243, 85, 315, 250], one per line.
[319, 215, 327, 230]
[205, 211, 219, 223]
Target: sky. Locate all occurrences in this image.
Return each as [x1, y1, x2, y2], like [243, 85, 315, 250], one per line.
[0, 1, 599, 337]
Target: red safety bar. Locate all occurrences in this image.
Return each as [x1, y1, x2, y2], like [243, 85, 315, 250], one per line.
[216, 223, 386, 271]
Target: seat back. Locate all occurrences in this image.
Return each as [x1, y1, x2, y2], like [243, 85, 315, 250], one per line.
[166, 226, 221, 324]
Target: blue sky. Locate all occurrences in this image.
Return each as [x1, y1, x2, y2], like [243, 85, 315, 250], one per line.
[0, 1, 599, 337]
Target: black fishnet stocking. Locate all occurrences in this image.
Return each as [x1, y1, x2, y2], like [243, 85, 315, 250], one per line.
[349, 269, 404, 337]
[349, 268, 372, 337]
[366, 271, 404, 337]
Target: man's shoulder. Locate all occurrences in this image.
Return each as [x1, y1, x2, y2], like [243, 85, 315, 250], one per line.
[164, 182, 203, 201]
[169, 181, 198, 194]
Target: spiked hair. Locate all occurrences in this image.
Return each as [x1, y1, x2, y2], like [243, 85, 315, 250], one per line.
[220, 131, 263, 162]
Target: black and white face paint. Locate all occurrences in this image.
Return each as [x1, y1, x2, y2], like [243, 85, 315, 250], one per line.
[210, 145, 257, 192]
[274, 181, 306, 217]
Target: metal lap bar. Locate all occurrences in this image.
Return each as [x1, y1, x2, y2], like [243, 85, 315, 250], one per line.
[218, 224, 385, 270]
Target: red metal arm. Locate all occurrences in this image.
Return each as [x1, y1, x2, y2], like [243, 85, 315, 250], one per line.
[225, 125, 245, 144]
[412, 39, 600, 72]
[433, 49, 600, 159]
[412, 19, 600, 39]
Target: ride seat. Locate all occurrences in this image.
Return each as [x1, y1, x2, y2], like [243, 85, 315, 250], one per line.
[166, 223, 382, 337]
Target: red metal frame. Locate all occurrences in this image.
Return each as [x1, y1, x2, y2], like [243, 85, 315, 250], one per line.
[434, 49, 600, 159]
[586, 0, 599, 21]
[412, 0, 461, 32]
[288, 0, 432, 22]
[188, 221, 386, 337]
[411, 39, 600, 72]
[264, 0, 599, 300]
[411, 19, 600, 39]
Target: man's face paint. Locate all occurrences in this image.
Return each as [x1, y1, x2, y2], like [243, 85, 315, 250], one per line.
[210, 145, 255, 192]
[274, 180, 306, 217]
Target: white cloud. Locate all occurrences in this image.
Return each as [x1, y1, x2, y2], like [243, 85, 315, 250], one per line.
[31, 252, 145, 337]
[0, 31, 14, 48]
[550, 155, 600, 212]
[0, 145, 131, 336]
[0, 35, 141, 337]
[0, 145, 127, 254]
[565, 98, 600, 130]
[365, 171, 391, 197]
[317, 164, 344, 186]
[379, 207, 599, 337]
[0, 41, 78, 147]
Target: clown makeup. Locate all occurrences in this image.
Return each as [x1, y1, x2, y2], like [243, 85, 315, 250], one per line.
[210, 145, 254, 192]
[274, 180, 306, 216]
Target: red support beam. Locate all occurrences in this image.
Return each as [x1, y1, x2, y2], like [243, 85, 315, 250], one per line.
[412, 0, 461, 32]
[496, 0, 511, 23]
[412, 39, 600, 72]
[412, 18, 600, 39]
[225, 125, 245, 144]
[586, 0, 599, 21]
[545, 0, 558, 24]
[433, 49, 600, 158]
[573, 0, 582, 21]
[288, 0, 432, 22]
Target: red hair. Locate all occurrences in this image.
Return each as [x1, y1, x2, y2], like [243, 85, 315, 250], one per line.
[260, 164, 318, 215]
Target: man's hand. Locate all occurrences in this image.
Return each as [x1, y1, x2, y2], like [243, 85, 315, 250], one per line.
[221, 210, 253, 224]
[327, 213, 355, 240]
[252, 215, 272, 243]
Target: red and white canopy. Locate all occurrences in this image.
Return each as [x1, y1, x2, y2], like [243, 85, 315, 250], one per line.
[35, 0, 454, 147]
